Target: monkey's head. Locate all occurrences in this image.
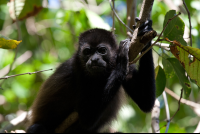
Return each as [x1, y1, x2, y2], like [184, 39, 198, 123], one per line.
[78, 28, 118, 76]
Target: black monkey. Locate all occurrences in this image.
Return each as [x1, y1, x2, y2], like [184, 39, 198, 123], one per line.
[27, 20, 156, 133]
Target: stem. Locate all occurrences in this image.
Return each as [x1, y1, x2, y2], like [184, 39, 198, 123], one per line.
[182, 0, 192, 47]
[163, 91, 170, 133]
[0, 69, 53, 80]
[109, 0, 134, 33]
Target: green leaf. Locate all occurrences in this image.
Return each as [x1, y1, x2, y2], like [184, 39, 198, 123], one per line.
[0, 0, 7, 5]
[0, 34, 22, 49]
[162, 53, 175, 78]
[163, 10, 187, 46]
[167, 58, 191, 98]
[9, 0, 43, 20]
[155, 66, 166, 97]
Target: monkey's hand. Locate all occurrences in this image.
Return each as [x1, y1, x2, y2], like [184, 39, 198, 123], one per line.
[137, 20, 153, 37]
[102, 39, 130, 104]
[137, 19, 153, 52]
[116, 39, 130, 78]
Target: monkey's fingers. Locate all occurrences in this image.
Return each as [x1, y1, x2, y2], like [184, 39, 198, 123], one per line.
[138, 20, 153, 37]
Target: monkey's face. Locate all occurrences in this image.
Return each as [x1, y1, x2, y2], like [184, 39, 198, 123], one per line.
[80, 43, 115, 76]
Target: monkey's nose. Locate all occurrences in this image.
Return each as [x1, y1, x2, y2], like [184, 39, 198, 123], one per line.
[91, 60, 99, 67]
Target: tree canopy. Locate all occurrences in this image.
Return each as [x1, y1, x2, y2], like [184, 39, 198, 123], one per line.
[0, 0, 200, 133]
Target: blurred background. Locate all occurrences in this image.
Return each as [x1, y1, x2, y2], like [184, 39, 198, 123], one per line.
[0, 0, 200, 133]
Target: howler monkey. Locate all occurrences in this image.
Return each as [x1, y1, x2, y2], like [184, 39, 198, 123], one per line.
[27, 20, 156, 133]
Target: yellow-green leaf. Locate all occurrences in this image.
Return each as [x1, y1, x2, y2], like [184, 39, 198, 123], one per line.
[0, 34, 22, 49]
[169, 39, 200, 87]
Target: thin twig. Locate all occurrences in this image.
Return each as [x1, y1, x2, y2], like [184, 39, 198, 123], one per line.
[163, 91, 170, 133]
[158, 88, 184, 132]
[0, 0, 23, 87]
[109, 0, 134, 33]
[170, 88, 183, 121]
[0, 69, 53, 80]
[182, 0, 192, 47]
[130, 12, 181, 64]
[7, 0, 22, 76]
[0, 51, 33, 79]
[112, 0, 115, 32]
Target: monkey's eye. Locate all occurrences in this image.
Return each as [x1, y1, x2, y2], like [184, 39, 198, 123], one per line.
[83, 48, 91, 55]
[98, 47, 107, 55]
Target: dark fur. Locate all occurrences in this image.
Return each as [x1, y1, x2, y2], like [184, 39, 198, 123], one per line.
[27, 26, 155, 133]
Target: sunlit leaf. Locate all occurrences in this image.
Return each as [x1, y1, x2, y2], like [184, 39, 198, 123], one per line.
[85, 9, 110, 30]
[9, 0, 43, 20]
[169, 39, 200, 87]
[155, 66, 166, 97]
[163, 10, 187, 46]
[0, 34, 22, 49]
[167, 58, 191, 98]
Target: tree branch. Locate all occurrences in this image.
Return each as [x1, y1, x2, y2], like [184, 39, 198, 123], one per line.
[129, 12, 181, 64]
[165, 88, 200, 109]
[128, 0, 155, 63]
[151, 99, 160, 133]
[0, 69, 53, 81]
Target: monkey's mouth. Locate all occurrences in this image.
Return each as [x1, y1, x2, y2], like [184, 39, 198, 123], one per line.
[87, 65, 106, 74]
[91, 65, 104, 69]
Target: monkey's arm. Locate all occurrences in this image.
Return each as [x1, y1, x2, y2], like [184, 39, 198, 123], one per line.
[122, 41, 156, 112]
[122, 19, 156, 112]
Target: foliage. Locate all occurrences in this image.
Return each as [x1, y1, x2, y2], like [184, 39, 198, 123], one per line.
[170, 40, 200, 87]
[0, 0, 200, 133]
[9, 0, 43, 20]
[167, 58, 191, 98]
[163, 10, 187, 46]
[0, 34, 22, 49]
[155, 65, 166, 98]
